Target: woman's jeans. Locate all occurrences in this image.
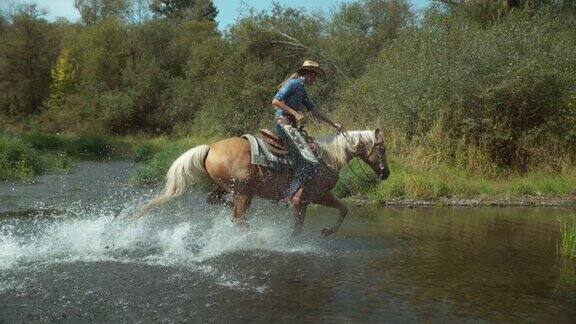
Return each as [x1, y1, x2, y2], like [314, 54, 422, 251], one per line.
[273, 118, 319, 199]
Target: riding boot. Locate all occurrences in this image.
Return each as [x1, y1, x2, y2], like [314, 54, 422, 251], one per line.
[286, 178, 301, 204]
[290, 187, 304, 206]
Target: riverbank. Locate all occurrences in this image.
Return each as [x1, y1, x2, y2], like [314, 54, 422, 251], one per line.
[0, 132, 208, 182]
[345, 170, 576, 208]
[1, 132, 574, 207]
[349, 195, 576, 208]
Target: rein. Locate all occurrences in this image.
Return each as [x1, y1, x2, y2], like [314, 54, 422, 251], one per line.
[345, 158, 381, 183]
[341, 132, 382, 184]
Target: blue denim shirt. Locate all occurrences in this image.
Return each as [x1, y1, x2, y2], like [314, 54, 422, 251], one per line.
[274, 77, 315, 118]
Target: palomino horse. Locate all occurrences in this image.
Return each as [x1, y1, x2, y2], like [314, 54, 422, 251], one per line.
[136, 129, 389, 236]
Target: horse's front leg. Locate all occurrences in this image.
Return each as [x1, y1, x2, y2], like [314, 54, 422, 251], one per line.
[206, 187, 233, 208]
[232, 191, 253, 227]
[316, 193, 348, 237]
[292, 202, 309, 237]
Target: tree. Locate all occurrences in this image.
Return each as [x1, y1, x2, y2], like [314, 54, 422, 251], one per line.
[74, 0, 130, 25]
[0, 4, 60, 116]
[124, 0, 153, 23]
[435, 0, 576, 10]
[324, 0, 413, 79]
[45, 48, 77, 111]
[150, 0, 218, 21]
[0, 10, 6, 33]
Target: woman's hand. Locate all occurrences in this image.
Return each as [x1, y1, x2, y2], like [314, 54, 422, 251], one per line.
[334, 123, 346, 134]
[293, 111, 305, 124]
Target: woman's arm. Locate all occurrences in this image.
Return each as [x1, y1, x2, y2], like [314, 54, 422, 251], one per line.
[272, 99, 304, 123]
[311, 109, 345, 132]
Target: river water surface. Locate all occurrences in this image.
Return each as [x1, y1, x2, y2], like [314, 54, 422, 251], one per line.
[0, 161, 575, 322]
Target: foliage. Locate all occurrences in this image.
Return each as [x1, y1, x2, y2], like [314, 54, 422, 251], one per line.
[44, 48, 78, 112]
[18, 132, 116, 157]
[19, 132, 67, 151]
[74, 0, 130, 25]
[151, 0, 218, 20]
[0, 0, 575, 186]
[128, 137, 209, 186]
[67, 133, 115, 155]
[335, 10, 576, 169]
[0, 4, 61, 116]
[0, 135, 42, 180]
[324, 0, 413, 79]
[560, 220, 576, 259]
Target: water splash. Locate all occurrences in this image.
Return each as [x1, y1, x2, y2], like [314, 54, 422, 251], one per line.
[0, 198, 322, 272]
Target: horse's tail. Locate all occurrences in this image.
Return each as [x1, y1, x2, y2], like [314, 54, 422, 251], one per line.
[134, 145, 211, 218]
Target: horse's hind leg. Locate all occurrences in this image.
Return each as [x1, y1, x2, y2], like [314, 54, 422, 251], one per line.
[292, 202, 309, 237]
[232, 191, 253, 226]
[206, 187, 233, 208]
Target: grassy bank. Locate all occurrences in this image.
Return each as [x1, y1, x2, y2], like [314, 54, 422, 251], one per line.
[129, 132, 575, 206]
[0, 131, 171, 181]
[0, 131, 213, 186]
[0, 134, 72, 181]
[350, 158, 575, 205]
[2, 131, 574, 206]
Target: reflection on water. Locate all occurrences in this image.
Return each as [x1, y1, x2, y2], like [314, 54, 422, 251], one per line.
[0, 161, 575, 322]
[355, 207, 576, 322]
[559, 258, 576, 288]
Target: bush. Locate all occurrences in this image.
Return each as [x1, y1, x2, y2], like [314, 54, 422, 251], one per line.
[19, 132, 66, 151]
[335, 10, 576, 169]
[66, 133, 115, 156]
[0, 135, 42, 180]
[131, 142, 157, 162]
[38, 151, 73, 173]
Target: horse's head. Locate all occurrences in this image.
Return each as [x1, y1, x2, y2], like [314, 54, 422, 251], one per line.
[358, 128, 390, 180]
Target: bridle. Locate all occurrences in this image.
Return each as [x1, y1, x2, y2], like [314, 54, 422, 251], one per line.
[342, 132, 387, 184]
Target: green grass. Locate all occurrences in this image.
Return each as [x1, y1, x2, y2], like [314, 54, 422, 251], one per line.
[16, 131, 115, 157]
[38, 151, 74, 173]
[1, 131, 215, 182]
[128, 136, 213, 187]
[558, 259, 576, 288]
[333, 154, 576, 202]
[560, 220, 576, 259]
[19, 132, 66, 151]
[3, 130, 575, 205]
[0, 135, 42, 180]
[67, 134, 115, 156]
[0, 134, 75, 181]
[16, 131, 158, 159]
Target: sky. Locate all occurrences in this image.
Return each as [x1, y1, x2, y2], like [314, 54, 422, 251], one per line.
[1, 0, 431, 28]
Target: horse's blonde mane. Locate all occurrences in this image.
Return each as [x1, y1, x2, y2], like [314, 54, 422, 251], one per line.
[315, 130, 376, 169]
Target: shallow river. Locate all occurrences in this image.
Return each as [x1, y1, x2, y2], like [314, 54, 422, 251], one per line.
[1, 161, 575, 322]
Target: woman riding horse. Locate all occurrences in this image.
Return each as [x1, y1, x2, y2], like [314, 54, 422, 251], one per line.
[135, 62, 390, 236]
[135, 129, 389, 236]
[272, 60, 345, 206]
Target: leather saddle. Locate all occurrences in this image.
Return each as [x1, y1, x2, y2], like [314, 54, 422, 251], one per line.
[259, 129, 288, 156]
[259, 128, 317, 159]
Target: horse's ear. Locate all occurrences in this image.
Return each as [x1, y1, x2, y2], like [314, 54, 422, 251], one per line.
[374, 127, 382, 142]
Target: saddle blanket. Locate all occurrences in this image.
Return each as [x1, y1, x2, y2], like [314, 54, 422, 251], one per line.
[241, 134, 290, 171]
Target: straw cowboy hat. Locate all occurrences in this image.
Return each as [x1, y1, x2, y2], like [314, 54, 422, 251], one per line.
[298, 60, 325, 78]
